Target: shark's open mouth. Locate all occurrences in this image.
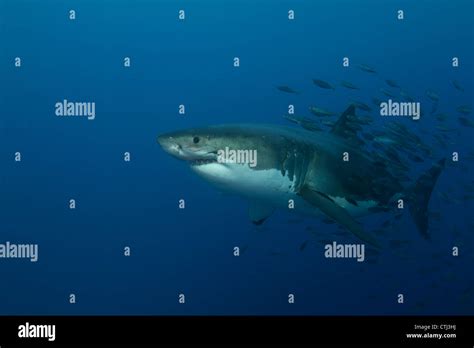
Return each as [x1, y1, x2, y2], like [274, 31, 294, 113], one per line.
[189, 150, 219, 166]
[190, 158, 218, 166]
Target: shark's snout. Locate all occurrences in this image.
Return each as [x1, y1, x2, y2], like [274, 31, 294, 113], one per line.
[157, 133, 173, 148]
[158, 132, 217, 164]
[157, 134, 180, 157]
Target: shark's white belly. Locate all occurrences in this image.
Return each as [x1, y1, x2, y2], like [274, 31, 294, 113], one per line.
[192, 163, 299, 201]
[191, 163, 376, 218]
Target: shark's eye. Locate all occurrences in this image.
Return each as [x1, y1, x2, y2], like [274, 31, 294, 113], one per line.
[193, 136, 200, 144]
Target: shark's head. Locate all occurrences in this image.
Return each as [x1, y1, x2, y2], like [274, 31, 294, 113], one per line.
[158, 125, 272, 193]
[158, 128, 220, 165]
[158, 126, 245, 180]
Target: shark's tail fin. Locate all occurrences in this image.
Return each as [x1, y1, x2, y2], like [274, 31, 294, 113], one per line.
[408, 158, 446, 239]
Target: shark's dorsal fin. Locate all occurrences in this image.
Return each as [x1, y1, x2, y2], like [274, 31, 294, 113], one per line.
[248, 200, 275, 225]
[330, 104, 364, 147]
[299, 186, 381, 248]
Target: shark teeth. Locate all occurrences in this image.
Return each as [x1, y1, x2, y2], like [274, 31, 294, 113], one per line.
[190, 159, 217, 166]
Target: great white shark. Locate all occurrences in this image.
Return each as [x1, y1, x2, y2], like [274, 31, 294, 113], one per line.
[158, 105, 444, 248]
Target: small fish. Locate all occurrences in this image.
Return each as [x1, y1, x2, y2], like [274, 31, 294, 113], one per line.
[283, 115, 317, 126]
[340, 80, 359, 90]
[283, 115, 299, 124]
[382, 147, 404, 165]
[435, 113, 448, 122]
[458, 117, 474, 128]
[351, 100, 372, 112]
[299, 240, 309, 251]
[462, 194, 474, 201]
[351, 115, 373, 125]
[426, 89, 439, 101]
[358, 63, 377, 73]
[312, 79, 335, 90]
[380, 88, 397, 98]
[438, 191, 451, 202]
[385, 79, 399, 88]
[457, 105, 471, 115]
[465, 152, 474, 161]
[322, 218, 335, 224]
[433, 134, 447, 147]
[300, 120, 324, 132]
[400, 90, 415, 102]
[374, 136, 397, 145]
[452, 80, 464, 91]
[436, 125, 457, 132]
[277, 85, 298, 94]
[309, 106, 334, 117]
[430, 102, 438, 115]
[372, 97, 383, 106]
[321, 120, 335, 127]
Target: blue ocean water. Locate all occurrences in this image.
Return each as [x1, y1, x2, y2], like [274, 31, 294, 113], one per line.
[0, 0, 473, 315]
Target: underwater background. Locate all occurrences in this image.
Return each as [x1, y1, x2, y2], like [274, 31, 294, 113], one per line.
[0, 0, 473, 315]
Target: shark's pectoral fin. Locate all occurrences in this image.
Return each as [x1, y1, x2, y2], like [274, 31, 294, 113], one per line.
[408, 158, 445, 239]
[299, 186, 381, 248]
[248, 200, 275, 225]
